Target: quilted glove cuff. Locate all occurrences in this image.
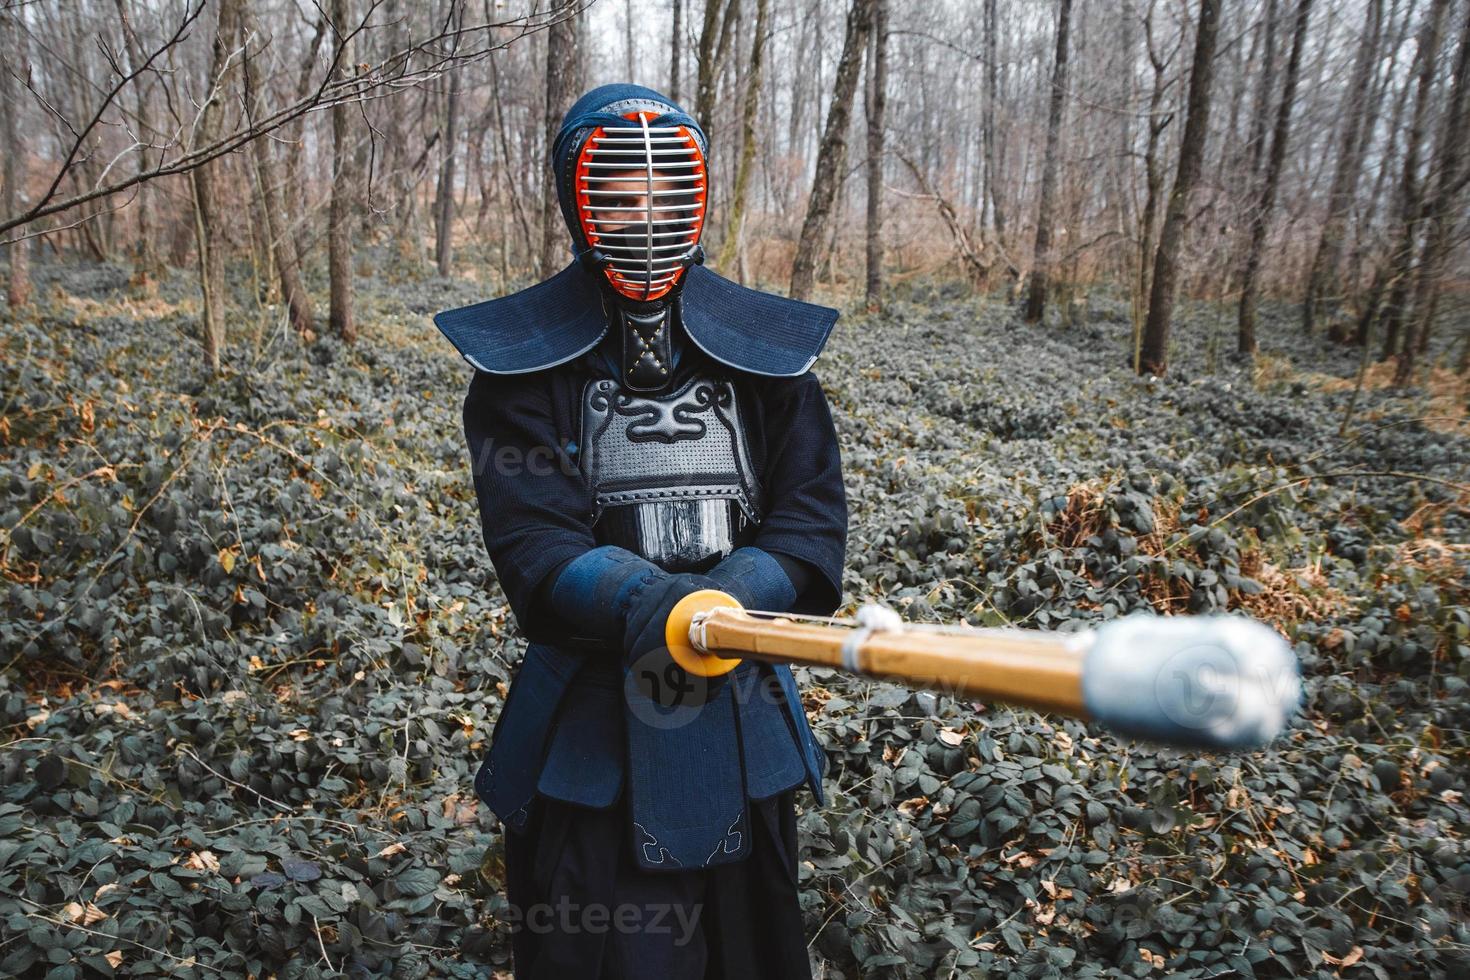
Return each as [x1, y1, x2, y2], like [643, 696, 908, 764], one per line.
[545, 545, 670, 644]
[705, 546, 800, 612]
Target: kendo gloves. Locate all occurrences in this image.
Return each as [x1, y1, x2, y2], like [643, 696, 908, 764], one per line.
[619, 570, 726, 707]
[542, 545, 667, 642]
[539, 543, 811, 705]
[703, 546, 807, 612]
[540, 545, 727, 705]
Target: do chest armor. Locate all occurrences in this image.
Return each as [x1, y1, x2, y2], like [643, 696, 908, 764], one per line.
[579, 373, 761, 572]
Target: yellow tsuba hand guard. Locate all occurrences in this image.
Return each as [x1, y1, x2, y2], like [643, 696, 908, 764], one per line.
[664, 589, 744, 677]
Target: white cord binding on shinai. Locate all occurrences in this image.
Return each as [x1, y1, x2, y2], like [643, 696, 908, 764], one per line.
[689, 610, 715, 653]
[841, 603, 904, 673]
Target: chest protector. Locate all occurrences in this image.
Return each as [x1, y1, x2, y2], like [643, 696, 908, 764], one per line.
[580, 374, 760, 572]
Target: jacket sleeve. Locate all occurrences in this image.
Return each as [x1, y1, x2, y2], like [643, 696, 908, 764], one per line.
[746, 370, 848, 616]
[462, 368, 605, 642]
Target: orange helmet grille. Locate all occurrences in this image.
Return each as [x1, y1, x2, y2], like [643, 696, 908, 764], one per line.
[575, 112, 707, 301]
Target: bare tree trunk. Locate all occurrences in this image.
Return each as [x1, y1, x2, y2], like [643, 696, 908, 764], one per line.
[61, 3, 113, 263]
[1302, 0, 1382, 335]
[1237, 0, 1313, 355]
[253, 141, 315, 338]
[717, 0, 770, 279]
[489, 54, 535, 263]
[1378, 0, 1450, 362]
[1245, 0, 1279, 181]
[696, 0, 724, 133]
[1113, 1, 1139, 289]
[984, 0, 1005, 241]
[1354, 263, 1389, 349]
[1139, 0, 1223, 376]
[864, 0, 889, 313]
[541, 6, 584, 277]
[112, 0, 159, 277]
[287, 14, 328, 277]
[786, 4, 814, 181]
[1220, 3, 1251, 181]
[470, 101, 493, 241]
[192, 0, 241, 373]
[624, 0, 636, 82]
[671, 0, 682, 101]
[1414, 287, 1440, 355]
[381, 0, 412, 260]
[1396, 1, 1470, 383]
[240, 5, 314, 339]
[696, 0, 739, 137]
[435, 7, 465, 278]
[1349, 14, 1416, 347]
[789, 0, 874, 302]
[329, 0, 357, 343]
[729, 0, 747, 238]
[1134, 0, 1172, 371]
[1023, 0, 1074, 324]
[1, 10, 30, 309]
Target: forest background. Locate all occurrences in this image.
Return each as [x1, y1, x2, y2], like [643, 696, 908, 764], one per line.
[1, 0, 1468, 977]
[2, 0, 1467, 375]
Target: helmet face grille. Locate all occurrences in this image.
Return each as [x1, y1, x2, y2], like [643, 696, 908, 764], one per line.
[575, 112, 707, 301]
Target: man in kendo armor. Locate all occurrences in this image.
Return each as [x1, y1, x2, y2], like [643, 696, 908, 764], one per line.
[433, 83, 847, 978]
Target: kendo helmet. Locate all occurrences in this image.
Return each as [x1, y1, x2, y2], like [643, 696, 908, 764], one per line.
[552, 84, 709, 303]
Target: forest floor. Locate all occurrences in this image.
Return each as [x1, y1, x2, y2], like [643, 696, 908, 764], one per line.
[1, 259, 1467, 979]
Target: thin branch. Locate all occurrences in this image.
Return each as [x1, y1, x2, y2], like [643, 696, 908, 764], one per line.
[0, 0, 596, 238]
[22, 0, 207, 228]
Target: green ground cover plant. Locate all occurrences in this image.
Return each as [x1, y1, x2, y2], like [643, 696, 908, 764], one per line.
[1, 264, 1466, 978]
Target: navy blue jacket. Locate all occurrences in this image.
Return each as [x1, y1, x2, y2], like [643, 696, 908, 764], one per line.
[462, 332, 847, 869]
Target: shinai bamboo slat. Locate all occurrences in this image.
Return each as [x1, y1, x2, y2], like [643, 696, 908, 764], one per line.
[694, 608, 1088, 717]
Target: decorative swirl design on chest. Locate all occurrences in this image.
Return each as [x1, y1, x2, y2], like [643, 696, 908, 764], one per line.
[616, 392, 708, 443]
